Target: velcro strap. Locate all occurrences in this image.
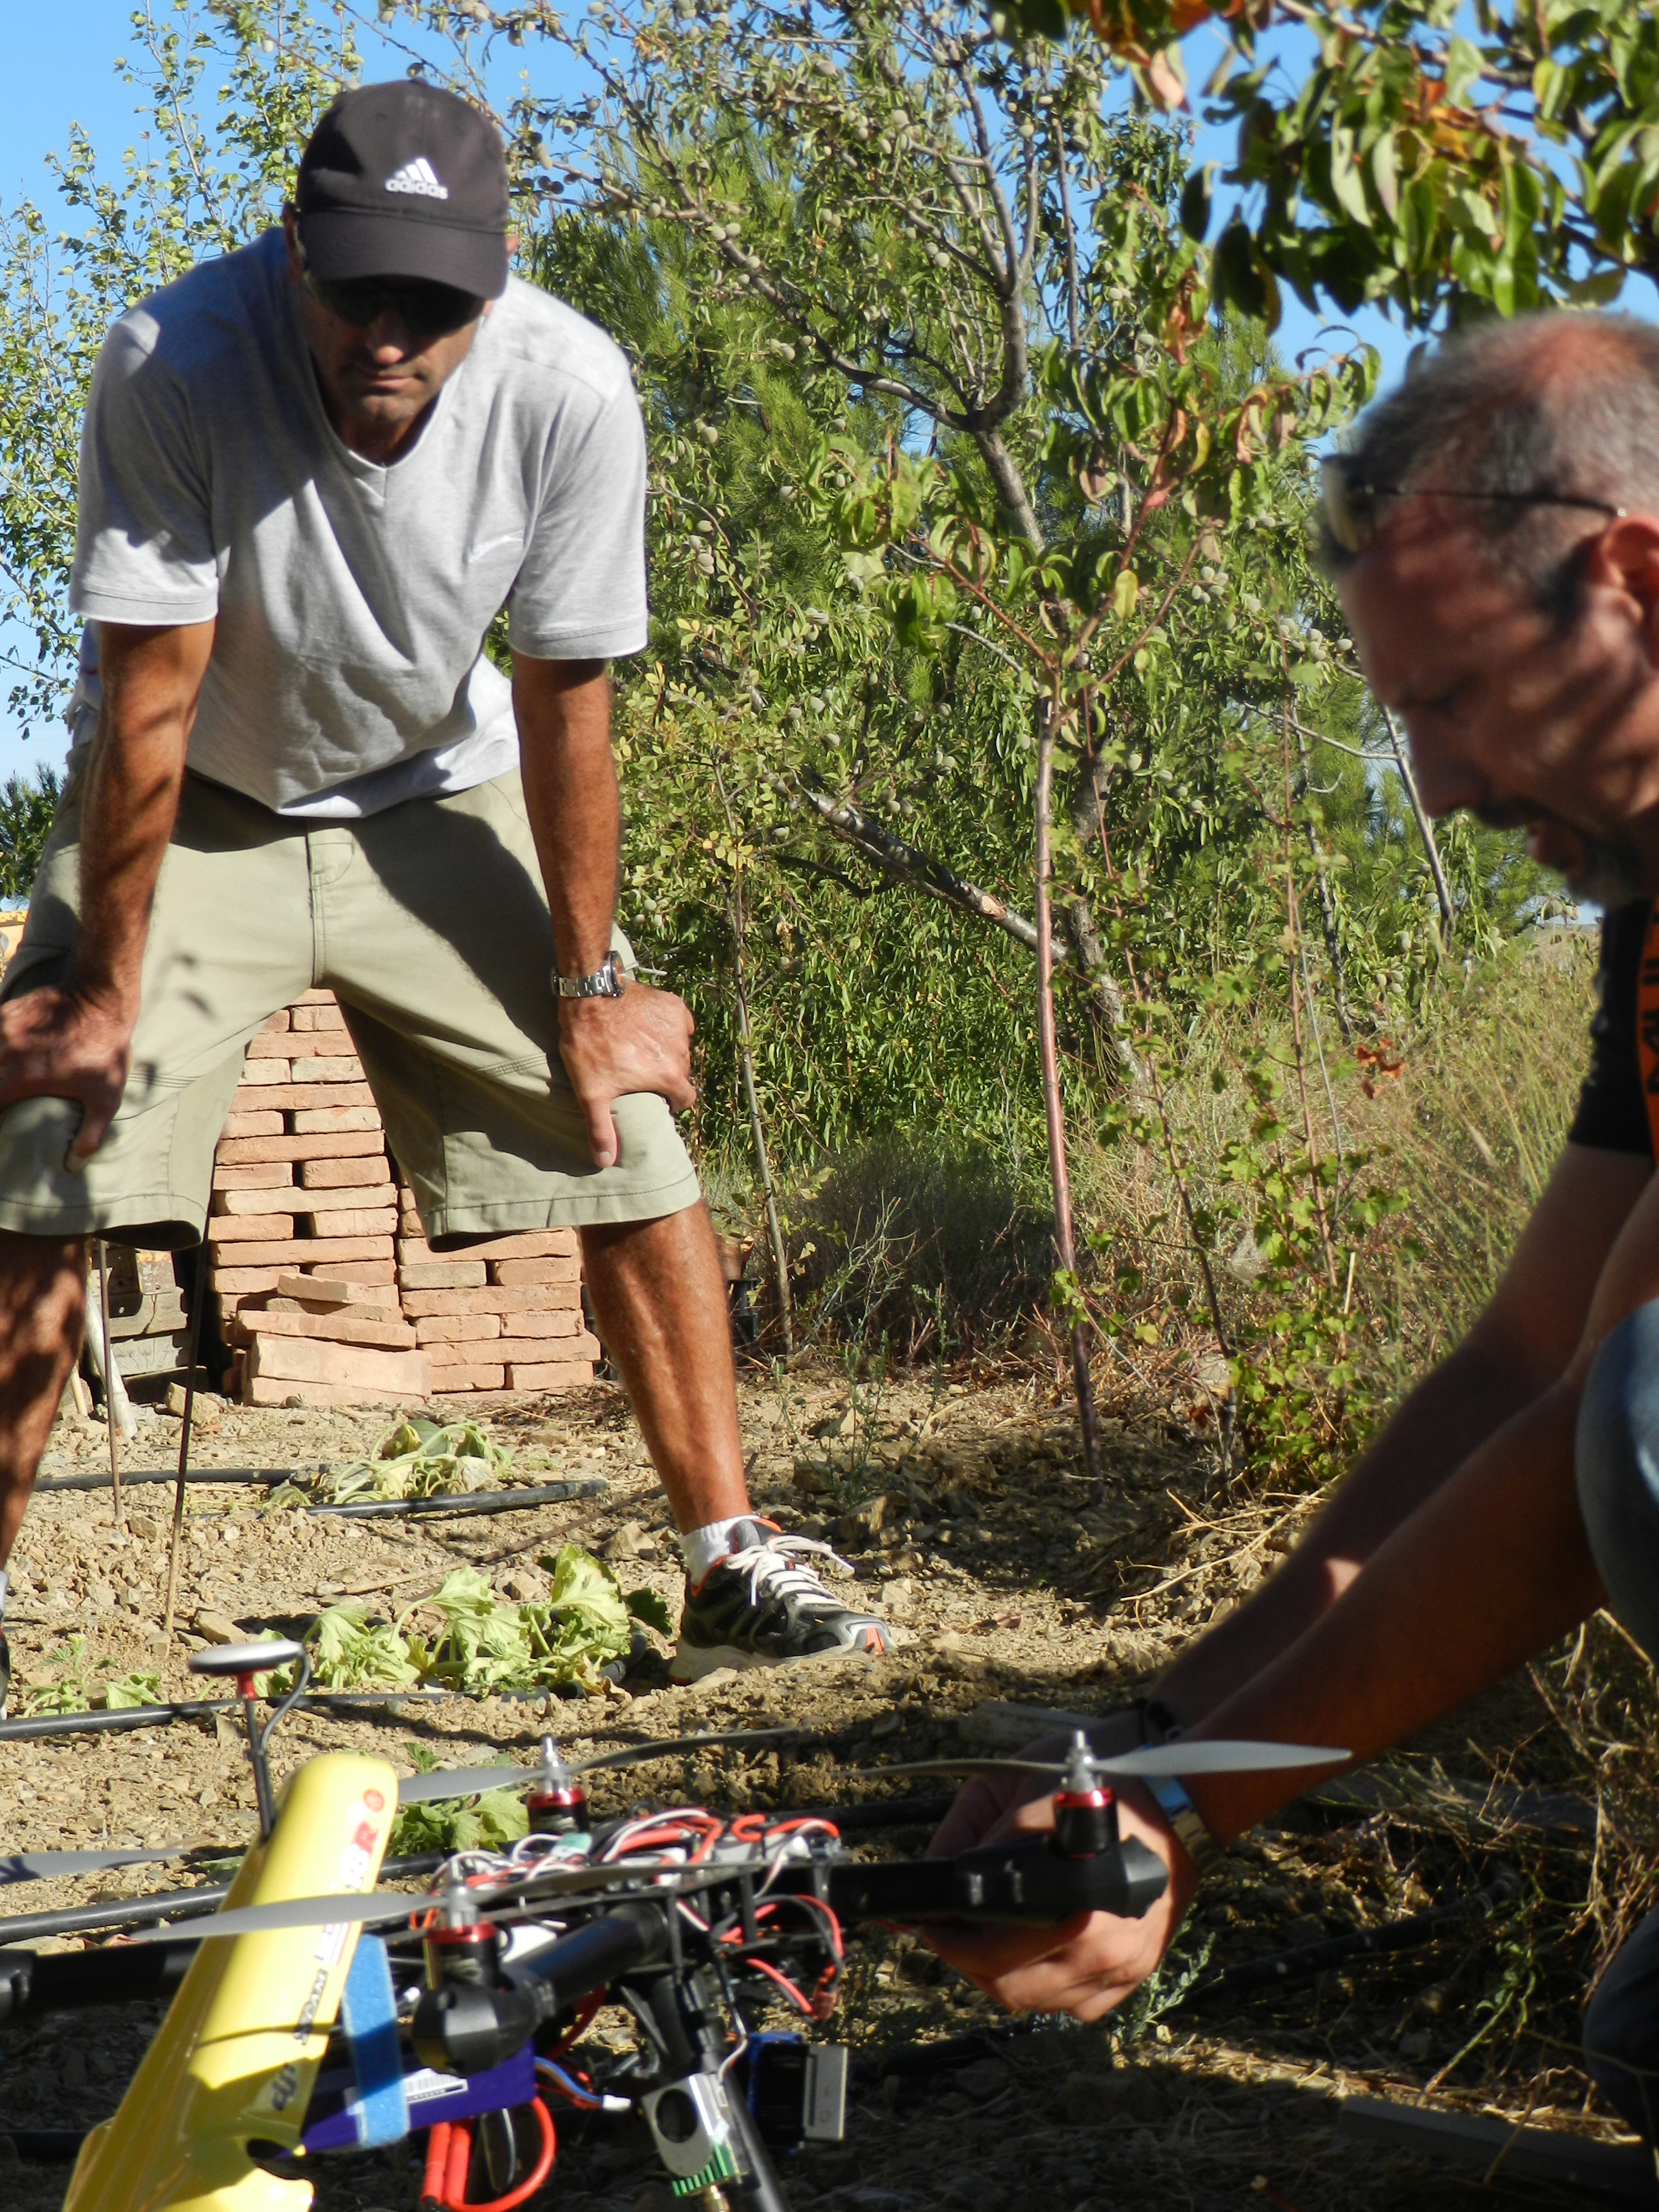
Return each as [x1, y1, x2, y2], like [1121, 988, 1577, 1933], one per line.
[340, 1933, 409, 2147]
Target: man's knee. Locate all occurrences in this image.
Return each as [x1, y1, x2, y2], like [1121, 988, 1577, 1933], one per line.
[1586, 1910, 1659, 2142]
[0, 1232, 86, 1364]
[1577, 1301, 1659, 1656]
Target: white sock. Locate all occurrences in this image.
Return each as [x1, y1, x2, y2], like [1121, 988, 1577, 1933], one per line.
[681, 1515, 757, 1586]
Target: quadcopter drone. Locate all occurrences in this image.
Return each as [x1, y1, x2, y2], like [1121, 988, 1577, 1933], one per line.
[0, 1639, 1343, 2212]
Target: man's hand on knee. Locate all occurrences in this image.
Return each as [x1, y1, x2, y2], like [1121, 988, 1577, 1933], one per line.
[0, 986, 134, 1171]
[920, 1738, 1199, 2022]
[558, 981, 697, 1170]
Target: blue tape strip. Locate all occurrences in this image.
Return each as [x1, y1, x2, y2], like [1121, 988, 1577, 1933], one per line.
[339, 1934, 409, 2147]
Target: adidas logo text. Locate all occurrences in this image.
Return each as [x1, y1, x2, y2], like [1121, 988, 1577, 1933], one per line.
[384, 156, 448, 200]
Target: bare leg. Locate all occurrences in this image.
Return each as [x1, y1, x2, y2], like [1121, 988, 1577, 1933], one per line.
[0, 1233, 87, 1563]
[578, 1204, 749, 1534]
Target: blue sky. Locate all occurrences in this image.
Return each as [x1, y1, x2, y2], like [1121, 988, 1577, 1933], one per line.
[0, 8, 1417, 796]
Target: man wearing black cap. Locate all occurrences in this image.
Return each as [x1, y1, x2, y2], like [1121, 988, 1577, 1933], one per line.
[0, 82, 886, 1684]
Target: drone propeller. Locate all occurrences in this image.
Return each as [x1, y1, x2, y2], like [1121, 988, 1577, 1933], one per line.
[394, 1726, 804, 1806]
[0, 1846, 190, 1886]
[129, 1887, 439, 1944]
[854, 1736, 1349, 1785]
[129, 1850, 729, 1945]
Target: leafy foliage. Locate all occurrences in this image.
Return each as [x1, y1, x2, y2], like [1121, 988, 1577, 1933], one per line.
[0, 2, 1606, 1485]
[0, 765, 60, 899]
[268, 1415, 517, 1506]
[294, 1549, 662, 1697]
[18, 1636, 162, 1716]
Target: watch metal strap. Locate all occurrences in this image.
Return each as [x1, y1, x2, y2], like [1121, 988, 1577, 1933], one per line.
[555, 951, 624, 1000]
[1147, 1773, 1223, 1872]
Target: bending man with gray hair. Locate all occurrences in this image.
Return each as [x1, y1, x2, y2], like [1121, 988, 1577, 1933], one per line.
[923, 310, 1659, 2138]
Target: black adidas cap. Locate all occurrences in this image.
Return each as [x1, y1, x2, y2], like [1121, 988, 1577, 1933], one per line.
[295, 81, 509, 299]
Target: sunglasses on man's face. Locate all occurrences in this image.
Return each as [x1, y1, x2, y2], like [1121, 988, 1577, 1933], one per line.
[1319, 455, 1626, 555]
[302, 267, 482, 341]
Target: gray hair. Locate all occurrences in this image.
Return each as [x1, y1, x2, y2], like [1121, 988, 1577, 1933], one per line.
[1326, 311, 1659, 619]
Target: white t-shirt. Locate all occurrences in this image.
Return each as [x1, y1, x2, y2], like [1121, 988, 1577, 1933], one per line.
[66, 228, 648, 817]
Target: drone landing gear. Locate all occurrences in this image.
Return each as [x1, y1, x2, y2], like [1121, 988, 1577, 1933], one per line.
[187, 1637, 311, 1837]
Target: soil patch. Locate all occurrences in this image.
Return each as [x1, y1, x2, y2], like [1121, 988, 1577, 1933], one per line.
[0, 1363, 1635, 2207]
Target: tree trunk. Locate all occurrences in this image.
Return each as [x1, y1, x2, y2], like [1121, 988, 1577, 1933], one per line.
[1383, 708, 1455, 940]
[1291, 717, 1355, 1041]
[1035, 697, 1103, 1483]
[974, 426, 1044, 550]
[731, 901, 794, 1357]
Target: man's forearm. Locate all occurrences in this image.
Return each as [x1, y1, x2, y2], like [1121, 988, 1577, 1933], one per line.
[513, 657, 619, 974]
[1150, 1142, 1650, 1730]
[1151, 1337, 1547, 1724]
[1187, 1379, 1600, 1840]
[79, 622, 215, 1013]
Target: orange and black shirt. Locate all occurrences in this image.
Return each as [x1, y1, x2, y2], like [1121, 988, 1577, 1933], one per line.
[1569, 900, 1659, 1161]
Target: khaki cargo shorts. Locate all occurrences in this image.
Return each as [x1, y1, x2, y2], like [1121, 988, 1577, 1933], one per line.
[0, 764, 702, 1249]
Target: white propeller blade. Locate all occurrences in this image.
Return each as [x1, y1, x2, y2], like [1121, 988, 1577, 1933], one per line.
[0, 1846, 188, 1885]
[131, 1889, 425, 1943]
[395, 1726, 803, 1804]
[858, 1740, 1348, 1785]
[397, 1763, 533, 1806]
[1095, 1740, 1348, 1778]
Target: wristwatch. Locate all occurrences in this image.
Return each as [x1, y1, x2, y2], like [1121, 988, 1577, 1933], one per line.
[1146, 1772, 1223, 1873]
[555, 952, 626, 1000]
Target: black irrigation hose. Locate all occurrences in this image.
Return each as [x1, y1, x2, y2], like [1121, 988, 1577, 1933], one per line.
[0, 1806, 953, 1949]
[0, 2130, 86, 2166]
[0, 1851, 447, 1947]
[35, 1470, 610, 1517]
[304, 1478, 608, 1520]
[0, 1682, 599, 1744]
[796, 1797, 955, 1833]
[1172, 1866, 1520, 2010]
[35, 1468, 294, 1494]
[0, 1700, 228, 1741]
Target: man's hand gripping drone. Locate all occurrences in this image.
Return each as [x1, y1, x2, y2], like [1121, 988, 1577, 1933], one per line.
[0, 1698, 1340, 2212]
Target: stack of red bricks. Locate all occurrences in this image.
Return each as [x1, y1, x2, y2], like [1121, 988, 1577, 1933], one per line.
[226, 1274, 431, 1409]
[207, 989, 598, 1407]
[398, 1186, 598, 1396]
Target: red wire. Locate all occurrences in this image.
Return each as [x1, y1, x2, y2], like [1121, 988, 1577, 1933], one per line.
[421, 2122, 452, 2210]
[425, 2099, 558, 2212]
[456, 2098, 557, 2212]
[444, 2121, 473, 2207]
[744, 1955, 816, 2016]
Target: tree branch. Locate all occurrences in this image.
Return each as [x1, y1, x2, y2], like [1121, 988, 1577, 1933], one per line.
[796, 781, 1135, 1069]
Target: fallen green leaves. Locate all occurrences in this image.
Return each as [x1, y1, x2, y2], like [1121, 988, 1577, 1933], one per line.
[292, 1548, 671, 1700]
[268, 1416, 520, 1507]
[388, 1743, 530, 1856]
[18, 1637, 161, 1717]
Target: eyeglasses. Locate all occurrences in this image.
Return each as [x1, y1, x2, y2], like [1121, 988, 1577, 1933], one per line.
[1320, 455, 1627, 555]
[300, 263, 482, 341]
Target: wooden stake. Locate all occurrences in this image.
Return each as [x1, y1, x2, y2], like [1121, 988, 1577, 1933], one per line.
[1034, 696, 1102, 1485]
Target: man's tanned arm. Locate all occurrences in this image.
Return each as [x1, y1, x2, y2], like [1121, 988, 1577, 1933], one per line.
[512, 653, 697, 1170]
[924, 1142, 1651, 2019]
[0, 619, 213, 1165]
[1147, 1142, 1647, 1723]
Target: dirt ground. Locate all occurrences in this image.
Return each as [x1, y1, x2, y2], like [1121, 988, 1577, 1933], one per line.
[0, 1359, 1641, 2209]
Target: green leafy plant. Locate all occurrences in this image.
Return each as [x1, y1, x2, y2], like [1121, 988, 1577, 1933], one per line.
[385, 1743, 530, 1858]
[268, 1416, 516, 1508]
[290, 1547, 667, 1698]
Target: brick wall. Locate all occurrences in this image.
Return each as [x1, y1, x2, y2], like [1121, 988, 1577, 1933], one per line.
[211, 991, 599, 1408]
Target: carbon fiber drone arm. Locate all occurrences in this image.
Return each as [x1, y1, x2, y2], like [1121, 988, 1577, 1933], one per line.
[794, 1833, 1168, 1926]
